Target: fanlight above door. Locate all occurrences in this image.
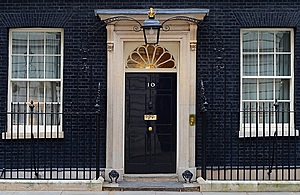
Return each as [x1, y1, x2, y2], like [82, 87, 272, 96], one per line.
[126, 45, 176, 69]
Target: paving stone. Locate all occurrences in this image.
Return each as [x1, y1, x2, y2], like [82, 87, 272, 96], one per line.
[62, 192, 108, 195]
[156, 192, 201, 195]
[202, 193, 247, 195]
[111, 191, 155, 195]
[248, 193, 295, 195]
[13, 192, 62, 195]
[0, 192, 14, 195]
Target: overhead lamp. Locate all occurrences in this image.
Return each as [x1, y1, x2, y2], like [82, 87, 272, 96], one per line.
[141, 8, 162, 45]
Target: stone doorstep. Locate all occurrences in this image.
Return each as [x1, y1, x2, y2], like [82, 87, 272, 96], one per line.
[103, 174, 200, 191]
[197, 177, 300, 192]
[0, 178, 104, 191]
[102, 181, 200, 191]
[123, 174, 179, 182]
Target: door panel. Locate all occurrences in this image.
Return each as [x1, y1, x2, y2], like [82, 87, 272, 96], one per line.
[125, 73, 177, 173]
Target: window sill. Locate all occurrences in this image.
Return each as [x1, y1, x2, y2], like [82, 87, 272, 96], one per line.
[2, 125, 64, 139]
[239, 124, 299, 138]
[2, 131, 64, 139]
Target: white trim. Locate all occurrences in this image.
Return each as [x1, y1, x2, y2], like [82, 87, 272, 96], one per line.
[2, 125, 64, 139]
[103, 19, 199, 181]
[239, 124, 299, 138]
[240, 28, 295, 138]
[6, 28, 64, 140]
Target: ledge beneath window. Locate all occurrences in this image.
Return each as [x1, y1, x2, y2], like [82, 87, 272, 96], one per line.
[2, 131, 64, 139]
[239, 124, 299, 138]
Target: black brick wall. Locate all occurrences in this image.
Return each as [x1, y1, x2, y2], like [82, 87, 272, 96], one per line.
[0, 0, 300, 173]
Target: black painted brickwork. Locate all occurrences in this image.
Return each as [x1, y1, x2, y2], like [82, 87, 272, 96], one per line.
[0, 0, 300, 173]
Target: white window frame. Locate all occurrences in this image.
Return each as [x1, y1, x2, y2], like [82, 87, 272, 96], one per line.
[239, 28, 298, 138]
[3, 28, 64, 139]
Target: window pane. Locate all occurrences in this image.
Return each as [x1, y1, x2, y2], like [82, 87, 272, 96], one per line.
[276, 31, 290, 52]
[12, 32, 27, 54]
[29, 56, 44, 78]
[46, 32, 61, 54]
[276, 54, 291, 76]
[243, 54, 257, 76]
[260, 54, 274, 76]
[242, 78, 257, 100]
[259, 31, 274, 52]
[30, 102, 44, 125]
[29, 32, 44, 54]
[12, 56, 26, 78]
[12, 103, 26, 125]
[45, 104, 60, 125]
[12, 81, 27, 102]
[278, 102, 290, 123]
[45, 81, 60, 102]
[29, 81, 44, 103]
[259, 79, 273, 100]
[259, 102, 274, 124]
[243, 31, 258, 52]
[46, 56, 61, 78]
[275, 79, 290, 100]
[242, 102, 257, 123]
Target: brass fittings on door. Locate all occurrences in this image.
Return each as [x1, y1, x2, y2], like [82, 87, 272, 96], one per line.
[148, 126, 153, 132]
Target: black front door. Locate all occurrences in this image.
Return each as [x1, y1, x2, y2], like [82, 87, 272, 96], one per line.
[125, 73, 177, 173]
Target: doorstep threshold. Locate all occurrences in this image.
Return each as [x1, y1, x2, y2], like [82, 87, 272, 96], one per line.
[123, 173, 178, 178]
[123, 173, 179, 182]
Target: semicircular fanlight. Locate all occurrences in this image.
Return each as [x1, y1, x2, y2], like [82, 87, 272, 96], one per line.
[126, 45, 176, 69]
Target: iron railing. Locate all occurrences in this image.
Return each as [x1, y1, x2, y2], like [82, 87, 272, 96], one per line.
[1, 100, 300, 181]
[199, 104, 300, 181]
[0, 101, 102, 180]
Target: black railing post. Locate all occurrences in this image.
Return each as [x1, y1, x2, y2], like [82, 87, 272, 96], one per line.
[200, 80, 208, 180]
[95, 82, 101, 179]
[29, 100, 38, 178]
[268, 99, 279, 179]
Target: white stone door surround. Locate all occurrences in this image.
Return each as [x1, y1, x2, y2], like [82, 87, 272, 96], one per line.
[95, 8, 209, 181]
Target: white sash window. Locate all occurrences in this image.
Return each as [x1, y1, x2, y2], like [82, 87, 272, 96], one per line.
[3, 28, 64, 139]
[240, 28, 298, 137]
